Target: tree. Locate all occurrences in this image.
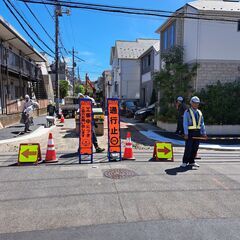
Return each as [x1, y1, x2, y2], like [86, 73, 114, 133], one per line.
[74, 83, 85, 96]
[59, 80, 69, 99]
[154, 46, 197, 122]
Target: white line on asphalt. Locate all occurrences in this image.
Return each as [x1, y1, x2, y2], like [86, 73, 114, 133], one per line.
[139, 130, 240, 151]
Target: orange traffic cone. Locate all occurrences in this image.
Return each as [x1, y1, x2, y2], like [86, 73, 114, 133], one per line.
[122, 132, 135, 160]
[45, 133, 58, 163]
[60, 114, 65, 123]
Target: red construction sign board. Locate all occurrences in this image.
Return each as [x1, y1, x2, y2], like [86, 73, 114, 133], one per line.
[107, 99, 121, 153]
[79, 99, 93, 155]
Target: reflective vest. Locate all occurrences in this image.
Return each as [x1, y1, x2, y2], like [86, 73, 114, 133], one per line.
[188, 108, 202, 130]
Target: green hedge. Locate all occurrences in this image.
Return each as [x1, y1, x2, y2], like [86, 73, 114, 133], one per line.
[196, 81, 240, 125]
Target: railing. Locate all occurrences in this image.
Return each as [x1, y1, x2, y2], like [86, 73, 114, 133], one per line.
[0, 46, 41, 80]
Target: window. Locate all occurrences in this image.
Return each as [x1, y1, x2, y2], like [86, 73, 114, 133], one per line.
[148, 54, 151, 66]
[163, 30, 168, 50]
[162, 21, 176, 50]
[238, 20, 240, 31]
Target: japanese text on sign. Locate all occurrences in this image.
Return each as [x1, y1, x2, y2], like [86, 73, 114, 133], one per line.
[108, 99, 121, 153]
[79, 100, 92, 155]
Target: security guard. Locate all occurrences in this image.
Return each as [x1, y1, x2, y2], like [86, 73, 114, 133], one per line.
[180, 96, 207, 167]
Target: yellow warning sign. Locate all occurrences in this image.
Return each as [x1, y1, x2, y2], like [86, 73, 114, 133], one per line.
[153, 142, 173, 161]
[18, 143, 41, 164]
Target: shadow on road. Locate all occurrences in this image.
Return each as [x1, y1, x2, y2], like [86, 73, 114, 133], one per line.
[165, 166, 197, 175]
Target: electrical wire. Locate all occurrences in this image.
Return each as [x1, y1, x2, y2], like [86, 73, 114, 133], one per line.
[3, 0, 55, 57]
[5, 0, 55, 54]
[19, 0, 240, 23]
[24, 2, 55, 44]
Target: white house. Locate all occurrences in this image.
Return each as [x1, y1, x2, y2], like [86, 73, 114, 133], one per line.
[110, 39, 159, 99]
[156, 0, 240, 91]
[139, 41, 160, 106]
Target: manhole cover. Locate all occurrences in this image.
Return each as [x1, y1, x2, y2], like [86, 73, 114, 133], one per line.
[103, 168, 137, 179]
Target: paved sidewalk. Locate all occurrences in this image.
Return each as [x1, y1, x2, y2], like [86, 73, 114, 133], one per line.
[0, 115, 47, 141]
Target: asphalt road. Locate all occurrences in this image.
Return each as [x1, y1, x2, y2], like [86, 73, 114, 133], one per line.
[0, 150, 240, 239]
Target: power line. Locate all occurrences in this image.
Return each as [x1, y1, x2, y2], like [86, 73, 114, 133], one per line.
[19, 0, 240, 23]
[3, 0, 55, 57]
[24, 2, 55, 44]
[5, 0, 55, 54]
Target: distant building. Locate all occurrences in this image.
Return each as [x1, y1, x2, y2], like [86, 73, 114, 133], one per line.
[102, 70, 112, 108]
[139, 41, 160, 106]
[110, 38, 159, 100]
[49, 60, 72, 96]
[0, 15, 52, 115]
[156, 0, 240, 91]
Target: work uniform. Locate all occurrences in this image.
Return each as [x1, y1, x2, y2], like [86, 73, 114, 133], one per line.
[182, 108, 206, 164]
[176, 101, 188, 135]
[22, 99, 39, 132]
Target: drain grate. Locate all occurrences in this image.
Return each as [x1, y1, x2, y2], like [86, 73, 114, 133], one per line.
[103, 168, 137, 179]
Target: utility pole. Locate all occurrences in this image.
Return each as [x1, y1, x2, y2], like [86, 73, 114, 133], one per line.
[72, 47, 75, 96]
[55, 3, 60, 112]
[54, 3, 70, 112]
[77, 66, 80, 84]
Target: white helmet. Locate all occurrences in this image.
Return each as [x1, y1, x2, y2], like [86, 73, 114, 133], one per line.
[190, 96, 200, 103]
[177, 96, 183, 102]
[25, 94, 30, 100]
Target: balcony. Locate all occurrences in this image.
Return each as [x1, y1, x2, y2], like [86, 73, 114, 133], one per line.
[0, 46, 41, 80]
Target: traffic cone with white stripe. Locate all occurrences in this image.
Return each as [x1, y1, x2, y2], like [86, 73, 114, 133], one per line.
[122, 132, 135, 160]
[60, 114, 65, 123]
[45, 133, 58, 163]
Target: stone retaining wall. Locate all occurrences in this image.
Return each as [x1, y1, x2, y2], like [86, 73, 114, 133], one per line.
[0, 108, 47, 128]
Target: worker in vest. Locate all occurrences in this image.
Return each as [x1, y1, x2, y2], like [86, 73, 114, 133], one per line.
[180, 96, 207, 168]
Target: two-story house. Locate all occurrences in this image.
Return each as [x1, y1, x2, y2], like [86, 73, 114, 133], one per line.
[110, 38, 159, 100]
[0, 15, 52, 115]
[139, 41, 160, 106]
[156, 0, 240, 91]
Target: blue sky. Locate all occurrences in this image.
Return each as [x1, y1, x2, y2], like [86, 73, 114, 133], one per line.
[0, 0, 189, 80]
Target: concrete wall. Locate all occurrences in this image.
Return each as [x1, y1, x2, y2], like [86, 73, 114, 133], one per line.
[184, 6, 240, 63]
[121, 59, 140, 99]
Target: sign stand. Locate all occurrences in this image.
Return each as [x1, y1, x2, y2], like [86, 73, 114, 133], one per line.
[107, 98, 121, 161]
[79, 99, 93, 164]
[152, 142, 174, 161]
[18, 143, 42, 165]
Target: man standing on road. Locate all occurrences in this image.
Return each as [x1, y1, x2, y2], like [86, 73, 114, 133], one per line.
[180, 96, 207, 168]
[175, 96, 187, 135]
[78, 93, 105, 153]
[22, 94, 39, 133]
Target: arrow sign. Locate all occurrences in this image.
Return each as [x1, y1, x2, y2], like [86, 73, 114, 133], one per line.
[21, 149, 37, 158]
[157, 146, 171, 155]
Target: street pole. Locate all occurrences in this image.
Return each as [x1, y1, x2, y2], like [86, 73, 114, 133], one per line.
[55, 4, 60, 112]
[72, 47, 75, 96]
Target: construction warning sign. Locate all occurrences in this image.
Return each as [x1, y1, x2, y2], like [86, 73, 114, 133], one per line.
[79, 99, 93, 155]
[107, 99, 121, 153]
[18, 143, 41, 164]
[153, 142, 173, 161]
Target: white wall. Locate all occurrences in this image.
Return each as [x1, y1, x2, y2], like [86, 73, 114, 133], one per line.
[142, 72, 151, 83]
[121, 59, 140, 99]
[154, 52, 160, 72]
[184, 6, 240, 62]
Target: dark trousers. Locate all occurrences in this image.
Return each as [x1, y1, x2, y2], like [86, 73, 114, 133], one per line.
[176, 117, 184, 134]
[92, 127, 98, 149]
[182, 130, 200, 164]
